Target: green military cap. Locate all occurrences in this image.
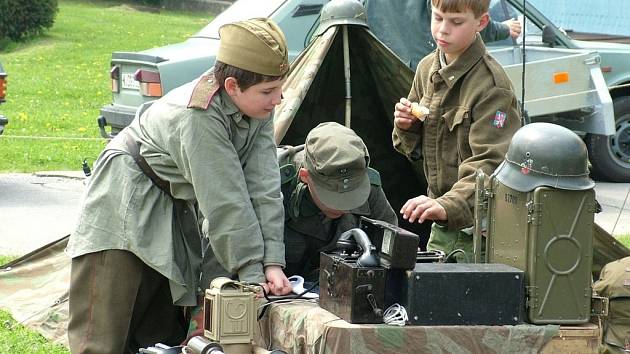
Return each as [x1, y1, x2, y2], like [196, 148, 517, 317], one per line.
[217, 18, 289, 76]
[304, 122, 371, 211]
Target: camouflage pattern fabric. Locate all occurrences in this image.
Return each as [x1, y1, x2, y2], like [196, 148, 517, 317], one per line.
[0, 235, 70, 347]
[255, 301, 560, 354]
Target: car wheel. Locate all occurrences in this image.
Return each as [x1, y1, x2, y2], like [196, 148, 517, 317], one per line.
[586, 96, 630, 182]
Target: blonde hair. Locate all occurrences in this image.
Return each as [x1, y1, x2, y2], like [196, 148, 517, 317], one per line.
[430, 0, 490, 18]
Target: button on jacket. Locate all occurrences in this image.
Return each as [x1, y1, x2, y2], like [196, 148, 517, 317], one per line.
[393, 35, 521, 231]
[67, 73, 285, 305]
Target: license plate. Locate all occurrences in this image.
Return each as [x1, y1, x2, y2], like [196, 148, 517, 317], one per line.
[122, 73, 140, 90]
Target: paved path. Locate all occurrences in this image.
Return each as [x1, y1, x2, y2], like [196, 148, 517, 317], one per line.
[594, 182, 630, 236]
[0, 172, 85, 255]
[0, 171, 628, 256]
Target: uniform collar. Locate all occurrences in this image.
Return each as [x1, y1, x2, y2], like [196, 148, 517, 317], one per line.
[287, 181, 321, 220]
[432, 34, 485, 89]
[218, 90, 248, 127]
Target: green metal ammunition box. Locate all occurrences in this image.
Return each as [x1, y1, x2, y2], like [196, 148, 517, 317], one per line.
[482, 175, 596, 324]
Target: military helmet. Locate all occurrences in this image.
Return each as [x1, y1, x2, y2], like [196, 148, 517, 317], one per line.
[315, 0, 368, 36]
[494, 122, 595, 192]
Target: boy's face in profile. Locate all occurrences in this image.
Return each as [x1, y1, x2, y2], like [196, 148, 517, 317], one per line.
[431, 5, 489, 63]
[230, 78, 285, 119]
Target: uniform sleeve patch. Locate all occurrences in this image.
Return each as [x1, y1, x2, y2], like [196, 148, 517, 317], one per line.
[492, 110, 507, 128]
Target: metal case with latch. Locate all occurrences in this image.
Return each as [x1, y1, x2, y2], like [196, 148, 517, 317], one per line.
[477, 174, 596, 324]
[319, 252, 385, 324]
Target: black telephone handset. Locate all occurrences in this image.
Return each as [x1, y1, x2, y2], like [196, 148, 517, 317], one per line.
[336, 228, 378, 267]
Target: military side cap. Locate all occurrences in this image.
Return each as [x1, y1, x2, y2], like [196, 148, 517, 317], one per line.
[304, 122, 371, 211]
[217, 18, 289, 77]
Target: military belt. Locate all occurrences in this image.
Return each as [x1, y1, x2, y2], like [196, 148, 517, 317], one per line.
[124, 135, 172, 197]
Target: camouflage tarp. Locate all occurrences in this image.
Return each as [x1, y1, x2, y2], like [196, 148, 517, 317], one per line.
[0, 230, 612, 352]
[0, 235, 70, 347]
[255, 301, 560, 354]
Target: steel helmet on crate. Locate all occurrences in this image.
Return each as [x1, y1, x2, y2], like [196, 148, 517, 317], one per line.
[493, 122, 595, 192]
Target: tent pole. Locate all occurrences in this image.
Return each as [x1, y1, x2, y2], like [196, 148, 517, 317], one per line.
[343, 26, 352, 128]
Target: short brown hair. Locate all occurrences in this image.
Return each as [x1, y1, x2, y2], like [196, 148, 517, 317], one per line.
[213, 60, 287, 91]
[430, 0, 490, 18]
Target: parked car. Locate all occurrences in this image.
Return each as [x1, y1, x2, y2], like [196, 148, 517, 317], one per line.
[97, 0, 326, 139]
[96, 0, 629, 181]
[487, 0, 630, 182]
[0, 62, 7, 135]
[528, 0, 630, 44]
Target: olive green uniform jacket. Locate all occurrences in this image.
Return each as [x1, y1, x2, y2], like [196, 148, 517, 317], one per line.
[280, 149, 398, 279]
[392, 35, 521, 231]
[67, 72, 285, 306]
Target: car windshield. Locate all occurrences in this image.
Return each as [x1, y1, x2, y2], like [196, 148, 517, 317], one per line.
[528, 0, 630, 38]
[192, 0, 286, 39]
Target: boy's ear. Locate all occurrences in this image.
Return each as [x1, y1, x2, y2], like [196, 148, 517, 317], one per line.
[224, 77, 240, 96]
[477, 12, 490, 32]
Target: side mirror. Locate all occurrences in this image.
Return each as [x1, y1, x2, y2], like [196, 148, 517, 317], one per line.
[542, 25, 556, 47]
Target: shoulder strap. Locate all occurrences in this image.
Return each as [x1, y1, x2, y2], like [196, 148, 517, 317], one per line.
[124, 135, 172, 196]
[187, 72, 221, 110]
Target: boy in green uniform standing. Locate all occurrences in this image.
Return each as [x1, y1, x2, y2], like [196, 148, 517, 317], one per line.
[67, 19, 292, 353]
[392, 0, 521, 262]
[279, 122, 398, 280]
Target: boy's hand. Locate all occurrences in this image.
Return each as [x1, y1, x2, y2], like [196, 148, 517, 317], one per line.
[400, 195, 447, 223]
[394, 98, 420, 131]
[503, 18, 522, 38]
[261, 265, 292, 296]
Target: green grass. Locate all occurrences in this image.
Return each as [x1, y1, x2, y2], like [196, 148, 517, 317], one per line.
[0, 310, 69, 353]
[619, 234, 630, 248]
[0, 0, 212, 172]
[0, 255, 17, 266]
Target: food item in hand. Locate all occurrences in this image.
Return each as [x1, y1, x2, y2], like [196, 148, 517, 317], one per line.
[411, 102, 430, 121]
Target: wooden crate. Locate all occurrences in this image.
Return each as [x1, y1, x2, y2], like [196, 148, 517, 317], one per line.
[541, 323, 600, 354]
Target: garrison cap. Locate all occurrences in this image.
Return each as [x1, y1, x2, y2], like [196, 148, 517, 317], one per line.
[217, 18, 289, 76]
[304, 122, 371, 211]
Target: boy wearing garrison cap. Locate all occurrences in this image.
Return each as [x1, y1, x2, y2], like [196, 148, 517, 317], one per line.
[279, 122, 398, 281]
[67, 18, 291, 353]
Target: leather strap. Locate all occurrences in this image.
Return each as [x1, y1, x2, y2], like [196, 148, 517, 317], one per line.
[124, 136, 172, 196]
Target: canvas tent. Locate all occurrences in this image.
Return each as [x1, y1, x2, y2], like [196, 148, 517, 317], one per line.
[274, 22, 431, 238]
[1, 15, 629, 349]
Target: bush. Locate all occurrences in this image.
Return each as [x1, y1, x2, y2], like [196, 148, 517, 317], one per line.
[0, 0, 58, 41]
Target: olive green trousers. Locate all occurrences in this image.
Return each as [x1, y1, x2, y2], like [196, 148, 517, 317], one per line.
[426, 223, 484, 263]
[68, 250, 187, 354]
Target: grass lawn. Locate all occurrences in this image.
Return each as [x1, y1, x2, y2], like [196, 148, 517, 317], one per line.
[0, 310, 69, 354]
[0, 0, 211, 172]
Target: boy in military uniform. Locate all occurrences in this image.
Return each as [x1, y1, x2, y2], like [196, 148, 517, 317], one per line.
[280, 122, 398, 280]
[392, 0, 521, 262]
[67, 18, 292, 353]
